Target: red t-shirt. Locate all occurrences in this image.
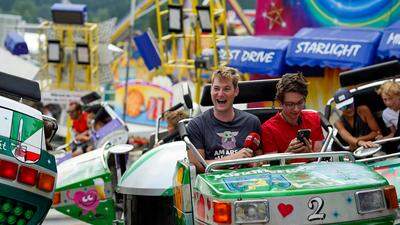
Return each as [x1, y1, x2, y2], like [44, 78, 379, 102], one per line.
[261, 110, 324, 154]
[72, 112, 89, 133]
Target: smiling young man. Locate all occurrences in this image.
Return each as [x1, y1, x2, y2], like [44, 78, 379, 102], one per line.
[186, 67, 261, 172]
[261, 73, 324, 154]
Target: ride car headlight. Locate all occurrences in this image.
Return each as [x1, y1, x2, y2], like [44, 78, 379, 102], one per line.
[355, 189, 386, 214]
[234, 200, 269, 224]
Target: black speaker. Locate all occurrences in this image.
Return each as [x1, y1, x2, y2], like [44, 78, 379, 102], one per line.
[51, 3, 87, 25]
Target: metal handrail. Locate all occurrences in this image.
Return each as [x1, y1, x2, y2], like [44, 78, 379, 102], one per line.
[356, 152, 400, 163]
[355, 136, 400, 163]
[205, 151, 355, 173]
[183, 136, 208, 169]
[373, 136, 400, 145]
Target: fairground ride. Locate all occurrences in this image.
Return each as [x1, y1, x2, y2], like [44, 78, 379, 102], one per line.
[155, 0, 229, 102]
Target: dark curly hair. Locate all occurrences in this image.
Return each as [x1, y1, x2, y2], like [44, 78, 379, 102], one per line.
[276, 72, 308, 102]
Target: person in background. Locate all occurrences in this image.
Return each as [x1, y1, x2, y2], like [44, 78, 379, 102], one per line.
[376, 81, 400, 139]
[333, 88, 380, 151]
[165, 109, 189, 135]
[262, 73, 324, 155]
[376, 81, 400, 153]
[67, 101, 90, 156]
[186, 66, 262, 172]
[67, 101, 88, 136]
[154, 109, 189, 147]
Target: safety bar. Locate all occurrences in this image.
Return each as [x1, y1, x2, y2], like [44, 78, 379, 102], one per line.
[355, 136, 400, 163]
[317, 127, 334, 162]
[205, 151, 355, 173]
[373, 136, 400, 145]
[321, 127, 333, 153]
[183, 136, 208, 169]
[356, 152, 400, 163]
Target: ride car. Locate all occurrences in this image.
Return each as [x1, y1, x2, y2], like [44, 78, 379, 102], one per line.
[324, 60, 400, 215]
[0, 71, 58, 225]
[119, 79, 398, 225]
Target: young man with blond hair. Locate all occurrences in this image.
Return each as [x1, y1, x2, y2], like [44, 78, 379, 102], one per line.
[377, 81, 400, 139]
[186, 66, 261, 172]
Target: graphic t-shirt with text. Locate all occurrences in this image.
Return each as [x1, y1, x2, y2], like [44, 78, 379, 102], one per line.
[187, 108, 261, 160]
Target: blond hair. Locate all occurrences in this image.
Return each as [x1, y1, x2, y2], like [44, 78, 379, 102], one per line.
[211, 66, 240, 89]
[377, 81, 400, 98]
[164, 110, 189, 129]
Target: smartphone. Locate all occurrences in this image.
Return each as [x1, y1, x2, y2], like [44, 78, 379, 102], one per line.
[297, 129, 311, 144]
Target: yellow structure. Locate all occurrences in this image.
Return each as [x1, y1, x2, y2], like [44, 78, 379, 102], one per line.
[39, 21, 99, 91]
[155, 0, 229, 102]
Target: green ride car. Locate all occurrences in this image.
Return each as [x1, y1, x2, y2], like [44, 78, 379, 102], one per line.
[52, 98, 130, 225]
[324, 60, 400, 222]
[0, 72, 58, 225]
[119, 79, 398, 225]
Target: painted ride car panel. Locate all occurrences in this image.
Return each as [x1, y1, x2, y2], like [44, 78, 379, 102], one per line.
[193, 189, 394, 225]
[369, 158, 400, 202]
[92, 118, 128, 148]
[54, 148, 116, 224]
[53, 174, 116, 225]
[0, 106, 45, 164]
[56, 148, 108, 189]
[174, 160, 195, 225]
[0, 95, 42, 119]
[118, 141, 187, 196]
[198, 162, 387, 198]
[0, 97, 57, 224]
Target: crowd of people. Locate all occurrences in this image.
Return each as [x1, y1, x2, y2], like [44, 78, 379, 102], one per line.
[43, 65, 400, 168]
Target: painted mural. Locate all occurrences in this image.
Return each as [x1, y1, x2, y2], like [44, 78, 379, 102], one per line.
[254, 0, 400, 111]
[255, 0, 400, 35]
[115, 80, 173, 126]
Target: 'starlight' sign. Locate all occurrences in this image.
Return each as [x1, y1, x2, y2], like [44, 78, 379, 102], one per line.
[294, 42, 362, 58]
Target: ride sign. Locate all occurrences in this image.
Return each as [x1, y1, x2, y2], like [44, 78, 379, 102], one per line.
[286, 27, 382, 69]
[217, 36, 290, 76]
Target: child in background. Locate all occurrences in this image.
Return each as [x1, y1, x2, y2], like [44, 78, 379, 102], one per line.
[164, 110, 189, 135]
[377, 81, 400, 139]
[333, 88, 380, 151]
[154, 109, 189, 147]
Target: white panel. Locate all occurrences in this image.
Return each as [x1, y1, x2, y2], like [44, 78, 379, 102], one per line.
[0, 107, 13, 138]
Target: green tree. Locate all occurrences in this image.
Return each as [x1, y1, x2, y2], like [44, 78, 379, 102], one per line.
[11, 0, 38, 23]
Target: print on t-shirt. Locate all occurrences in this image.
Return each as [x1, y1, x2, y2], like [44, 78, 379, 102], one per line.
[217, 131, 239, 150]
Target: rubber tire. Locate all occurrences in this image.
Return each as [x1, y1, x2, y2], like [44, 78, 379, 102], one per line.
[127, 195, 175, 225]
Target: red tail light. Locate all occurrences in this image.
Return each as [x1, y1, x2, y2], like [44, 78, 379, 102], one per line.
[213, 201, 232, 224]
[53, 192, 61, 205]
[18, 166, 38, 186]
[384, 185, 399, 209]
[38, 172, 55, 192]
[0, 159, 18, 180]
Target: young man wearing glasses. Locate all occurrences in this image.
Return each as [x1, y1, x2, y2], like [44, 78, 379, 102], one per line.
[261, 73, 324, 154]
[187, 66, 261, 172]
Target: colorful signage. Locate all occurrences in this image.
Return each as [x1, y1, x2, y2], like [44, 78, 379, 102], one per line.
[115, 80, 173, 126]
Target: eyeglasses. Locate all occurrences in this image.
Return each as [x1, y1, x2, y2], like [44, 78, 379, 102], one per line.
[283, 99, 305, 109]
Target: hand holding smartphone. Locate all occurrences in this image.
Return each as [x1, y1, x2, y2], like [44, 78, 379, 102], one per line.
[297, 129, 311, 145]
